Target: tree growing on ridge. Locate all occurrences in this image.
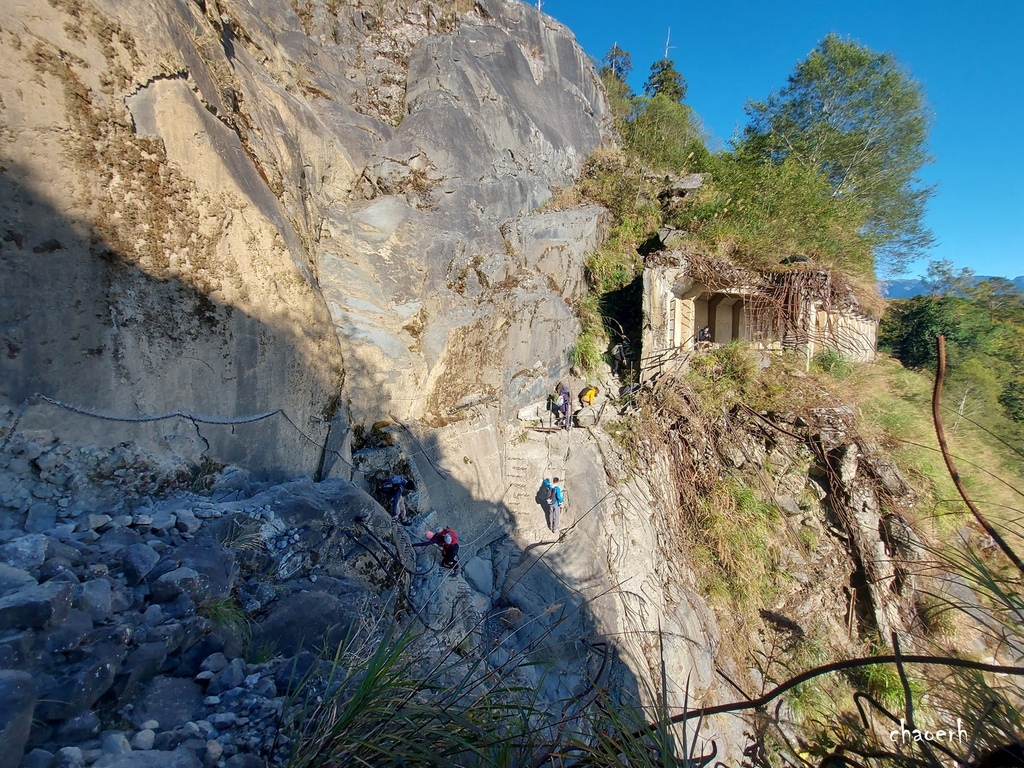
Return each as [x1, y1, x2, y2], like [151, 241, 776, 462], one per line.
[600, 43, 632, 81]
[923, 258, 975, 297]
[644, 57, 687, 103]
[599, 44, 635, 123]
[740, 34, 934, 274]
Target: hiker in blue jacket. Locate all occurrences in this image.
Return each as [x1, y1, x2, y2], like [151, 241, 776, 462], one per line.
[543, 477, 565, 532]
[378, 474, 413, 523]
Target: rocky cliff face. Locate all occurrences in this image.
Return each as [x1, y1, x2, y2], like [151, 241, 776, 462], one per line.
[2, 0, 698, 762]
[0, 0, 611, 481]
[0, 2, 941, 765]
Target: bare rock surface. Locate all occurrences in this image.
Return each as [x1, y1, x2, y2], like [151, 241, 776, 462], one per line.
[1, 0, 611, 483]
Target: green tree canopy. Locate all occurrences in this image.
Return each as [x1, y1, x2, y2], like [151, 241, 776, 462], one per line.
[644, 58, 687, 102]
[880, 295, 993, 369]
[971, 277, 1024, 317]
[670, 152, 872, 273]
[599, 43, 632, 82]
[740, 34, 934, 274]
[919, 260, 1024, 317]
[599, 44, 635, 125]
[923, 258, 975, 297]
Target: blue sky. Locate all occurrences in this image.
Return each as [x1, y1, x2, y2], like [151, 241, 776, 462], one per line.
[539, 0, 1023, 280]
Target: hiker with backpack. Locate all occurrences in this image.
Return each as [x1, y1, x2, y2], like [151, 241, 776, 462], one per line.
[557, 385, 571, 430]
[578, 384, 599, 408]
[378, 474, 414, 523]
[413, 527, 460, 570]
[543, 477, 564, 532]
[612, 341, 629, 376]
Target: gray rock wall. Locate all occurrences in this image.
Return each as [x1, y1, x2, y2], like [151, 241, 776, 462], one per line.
[0, 0, 349, 479]
[312, 0, 612, 421]
[0, 0, 611, 478]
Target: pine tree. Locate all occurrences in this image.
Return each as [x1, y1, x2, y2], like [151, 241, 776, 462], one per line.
[599, 43, 632, 82]
[599, 44, 635, 124]
[643, 58, 687, 103]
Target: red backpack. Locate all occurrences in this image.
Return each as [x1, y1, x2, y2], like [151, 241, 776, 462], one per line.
[438, 527, 459, 545]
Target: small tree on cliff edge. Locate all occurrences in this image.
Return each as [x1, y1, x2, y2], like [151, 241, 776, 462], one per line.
[740, 34, 934, 275]
[601, 43, 633, 82]
[644, 58, 687, 103]
[600, 44, 635, 124]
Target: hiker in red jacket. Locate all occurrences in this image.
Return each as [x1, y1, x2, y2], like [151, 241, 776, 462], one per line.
[412, 527, 460, 569]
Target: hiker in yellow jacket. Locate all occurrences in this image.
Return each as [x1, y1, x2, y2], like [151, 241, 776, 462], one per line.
[578, 385, 599, 408]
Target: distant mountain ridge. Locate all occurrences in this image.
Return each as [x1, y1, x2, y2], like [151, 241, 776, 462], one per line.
[880, 275, 1024, 298]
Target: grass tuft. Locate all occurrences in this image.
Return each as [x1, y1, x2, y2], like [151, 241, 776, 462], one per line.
[198, 595, 251, 647]
[689, 480, 782, 616]
[811, 348, 854, 379]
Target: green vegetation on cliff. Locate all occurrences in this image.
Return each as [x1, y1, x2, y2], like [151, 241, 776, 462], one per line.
[880, 262, 1024, 451]
[552, 27, 1024, 768]
[569, 33, 931, 371]
[604, 339, 1024, 766]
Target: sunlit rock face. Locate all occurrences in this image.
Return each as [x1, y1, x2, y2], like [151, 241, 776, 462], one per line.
[0, 0, 611, 475]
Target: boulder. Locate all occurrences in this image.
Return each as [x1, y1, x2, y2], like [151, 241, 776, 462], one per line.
[149, 511, 177, 533]
[224, 755, 266, 768]
[0, 631, 33, 669]
[251, 591, 357, 656]
[94, 528, 144, 557]
[275, 651, 325, 696]
[73, 579, 113, 622]
[35, 644, 126, 721]
[0, 581, 72, 630]
[78, 514, 112, 532]
[54, 746, 84, 768]
[91, 749, 203, 768]
[24, 504, 58, 534]
[122, 544, 161, 586]
[38, 609, 93, 654]
[209, 468, 250, 495]
[149, 568, 201, 604]
[0, 534, 47, 572]
[462, 557, 494, 596]
[0, 563, 36, 596]
[176, 631, 224, 678]
[352, 448, 403, 479]
[125, 677, 203, 730]
[116, 642, 169, 699]
[130, 729, 155, 750]
[174, 509, 201, 534]
[206, 657, 245, 695]
[55, 711, 101, 743]
[100, 731, 132, 755]
[199, 652, 228, 674]
[0, 670, 36, 768]
[809, 406, 855, 452]
[574, 406, 599, 428]
[39, 558, 78, 583]
[109, 581, 134, 614]
[516, 399, 553, 424]
[174, 538, 237, 602]
[21, 749, 54, 768]
[160, 591, 196, 620]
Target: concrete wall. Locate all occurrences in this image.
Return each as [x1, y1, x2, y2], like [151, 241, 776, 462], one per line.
[642, 262, 878, 379]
